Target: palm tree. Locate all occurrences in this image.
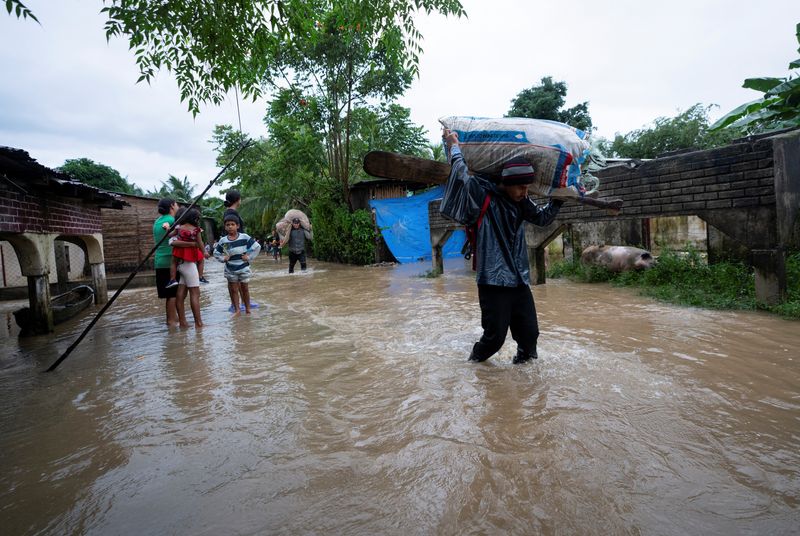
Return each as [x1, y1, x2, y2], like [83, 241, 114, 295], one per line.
[147, 175, 196, 203]
[429, 142, 446, 162]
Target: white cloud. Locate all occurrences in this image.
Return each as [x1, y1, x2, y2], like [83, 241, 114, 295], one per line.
[401, 0, 799, 140]
[1, 0, 266, 195]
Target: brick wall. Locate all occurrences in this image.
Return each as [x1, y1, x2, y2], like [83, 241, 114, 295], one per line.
[556, 137, 775, 224]
[0, 189, 102, 235]
[429, 135, 780, 249]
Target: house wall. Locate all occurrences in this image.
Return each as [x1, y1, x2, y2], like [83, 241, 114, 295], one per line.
[0, 188, 102, 235]
[100, 196, 217, 273]
[100, 195, 159, 273]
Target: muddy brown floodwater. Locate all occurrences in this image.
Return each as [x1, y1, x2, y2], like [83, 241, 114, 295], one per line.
[1, 256, 798, 535]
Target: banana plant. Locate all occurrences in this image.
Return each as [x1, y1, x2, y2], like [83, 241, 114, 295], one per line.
[711, 23, 800, 133]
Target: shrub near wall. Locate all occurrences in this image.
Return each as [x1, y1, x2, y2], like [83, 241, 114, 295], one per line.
[547, 248, 800, 319]
[309, 198, 376, 265]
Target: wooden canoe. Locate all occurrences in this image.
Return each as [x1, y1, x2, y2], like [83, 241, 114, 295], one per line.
[14, 284, 95, 332]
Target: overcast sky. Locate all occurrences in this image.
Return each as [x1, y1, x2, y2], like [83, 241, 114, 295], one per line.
[1, 1, 798, 196]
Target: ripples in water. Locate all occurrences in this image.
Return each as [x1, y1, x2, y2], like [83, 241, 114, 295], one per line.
[1, 257, 798, 535]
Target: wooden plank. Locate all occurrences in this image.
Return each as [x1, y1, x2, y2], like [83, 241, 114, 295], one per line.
[364, 151, 450, 183]
[363, 151, 623, 214]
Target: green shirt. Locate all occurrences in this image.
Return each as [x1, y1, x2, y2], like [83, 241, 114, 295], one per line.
[153, 214, 175, 269]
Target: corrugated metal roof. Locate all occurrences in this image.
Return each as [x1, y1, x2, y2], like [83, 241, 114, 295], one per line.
[0, 146, 128, 209]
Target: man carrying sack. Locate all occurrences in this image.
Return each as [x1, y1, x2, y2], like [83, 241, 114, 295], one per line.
[441, 128, 564, 364]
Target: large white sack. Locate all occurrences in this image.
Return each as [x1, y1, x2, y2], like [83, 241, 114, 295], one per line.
[439, 116, 593, 198]
[276, 209, 312, 242]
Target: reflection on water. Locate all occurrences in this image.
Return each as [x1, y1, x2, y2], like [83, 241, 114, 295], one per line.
[1, 257, 798, 535]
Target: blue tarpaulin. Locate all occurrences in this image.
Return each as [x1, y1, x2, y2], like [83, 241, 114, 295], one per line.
[370, 185, 466, 263]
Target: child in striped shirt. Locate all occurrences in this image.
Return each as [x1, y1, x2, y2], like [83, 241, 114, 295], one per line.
[214, 214, 261, 315]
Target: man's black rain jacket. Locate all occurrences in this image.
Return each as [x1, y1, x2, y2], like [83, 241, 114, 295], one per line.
[440, 146, 563, 287]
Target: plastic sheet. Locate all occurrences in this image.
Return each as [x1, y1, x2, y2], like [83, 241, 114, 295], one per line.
[370, 186, 466, 263]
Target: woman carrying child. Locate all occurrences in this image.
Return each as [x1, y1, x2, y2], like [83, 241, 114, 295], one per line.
[168, 208, 205, 327]
[166, 208, 208, 288]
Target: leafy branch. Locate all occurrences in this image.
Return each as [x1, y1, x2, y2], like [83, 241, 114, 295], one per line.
[710, 22, 800, 133]
[4, 0, 39, 23]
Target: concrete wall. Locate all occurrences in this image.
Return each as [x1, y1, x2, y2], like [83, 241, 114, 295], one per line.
[0, 240, 86, 287]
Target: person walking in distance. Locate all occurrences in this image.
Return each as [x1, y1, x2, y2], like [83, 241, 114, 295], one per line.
[280, 217, 312, 273]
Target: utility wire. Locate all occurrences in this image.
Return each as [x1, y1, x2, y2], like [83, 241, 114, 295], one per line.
[234, 85, 243, 135]
[46, 141, 253, 372]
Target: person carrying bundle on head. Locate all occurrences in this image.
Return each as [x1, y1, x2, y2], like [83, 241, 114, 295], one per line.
[441, 128, 564, 364]
[280, 217, 313, 273]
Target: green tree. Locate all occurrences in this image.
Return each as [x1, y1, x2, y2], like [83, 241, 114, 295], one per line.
[200, 195, 225, 225]
[428, 141, 446, 162]
[310, 192, 376, 265]
[57, 158, 143, 195]
[356, 104, 430, 159]
[507, 76, 593, 132]
[711, 22, 800, 134]
[95, 1, 465, 117]
[8, 1, 465, 116]
[146, 175, 196, 203]
[211, 99, 431, 241]
[261, 3, 463, 208]
[610, 104, 744, 159]
[210, 122, 325, 238]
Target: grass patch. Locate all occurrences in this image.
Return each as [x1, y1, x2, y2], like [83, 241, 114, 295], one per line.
[547, 248, 800, 320]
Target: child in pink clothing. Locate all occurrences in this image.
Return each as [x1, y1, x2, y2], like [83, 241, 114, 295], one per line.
[165, 208, 206, 288]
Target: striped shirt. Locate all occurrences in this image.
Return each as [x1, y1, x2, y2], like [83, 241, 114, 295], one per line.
[214, 232, 261, 273]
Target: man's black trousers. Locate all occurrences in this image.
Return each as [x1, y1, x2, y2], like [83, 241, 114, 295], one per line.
[471, 284, 539, 361]
[288, 251, 306, 273]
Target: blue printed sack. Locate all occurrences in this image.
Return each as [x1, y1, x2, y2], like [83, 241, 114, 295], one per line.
[439, 116, 593, 198]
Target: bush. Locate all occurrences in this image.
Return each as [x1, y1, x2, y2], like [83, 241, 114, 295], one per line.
[309, 197, 376, 265]
[547, 247, 799, 319]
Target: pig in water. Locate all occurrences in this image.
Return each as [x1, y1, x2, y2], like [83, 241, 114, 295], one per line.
[580, 245, 656, 272]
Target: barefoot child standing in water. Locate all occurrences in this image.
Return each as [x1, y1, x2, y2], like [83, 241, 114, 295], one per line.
[214, 214, 261, 315]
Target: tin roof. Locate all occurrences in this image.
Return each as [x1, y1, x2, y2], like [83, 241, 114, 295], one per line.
[0, 146, 128, 209]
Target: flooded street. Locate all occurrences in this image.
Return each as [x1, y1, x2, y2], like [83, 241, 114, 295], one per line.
[1, 256, 798, 535]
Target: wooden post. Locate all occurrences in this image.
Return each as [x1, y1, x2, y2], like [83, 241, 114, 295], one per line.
[533, 246, 547, 285]
[371, 208, 380, 264]
[430, 229, 452, 276]
[90, 262, 109, 304]
[54, 241, 70, 293]
[27, 274, 53, 334]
